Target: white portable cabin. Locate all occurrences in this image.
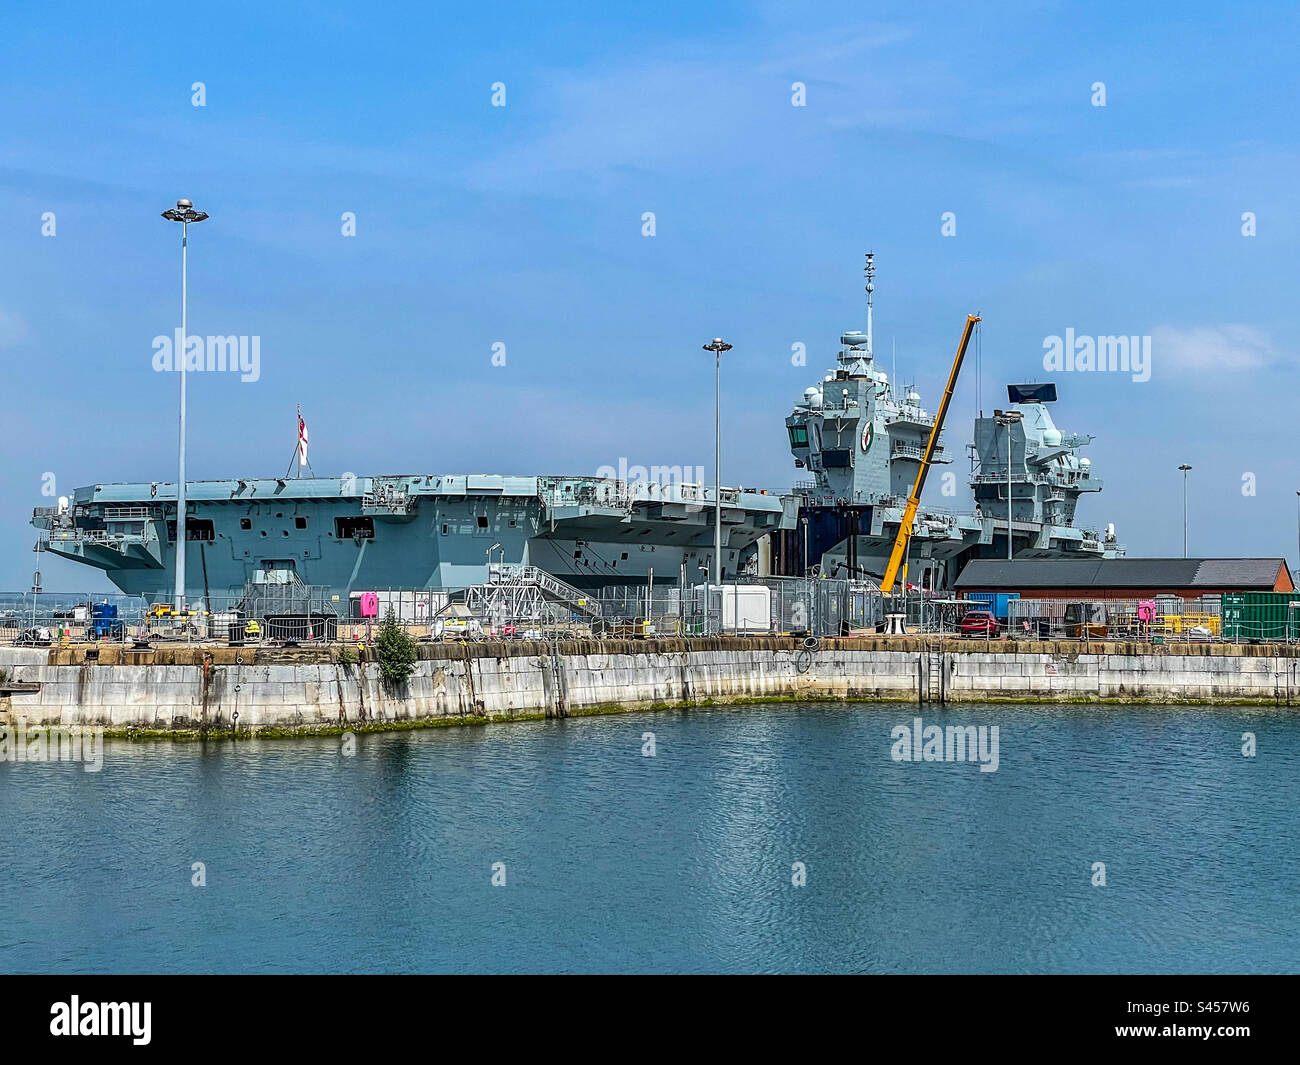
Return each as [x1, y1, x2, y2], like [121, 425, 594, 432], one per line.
[692, 584, 772, 634]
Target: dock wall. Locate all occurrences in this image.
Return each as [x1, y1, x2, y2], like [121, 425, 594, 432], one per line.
[2, 639, 1298, 732]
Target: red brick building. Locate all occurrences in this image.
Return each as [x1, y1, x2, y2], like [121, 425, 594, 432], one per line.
[954, 557, 1294, 601]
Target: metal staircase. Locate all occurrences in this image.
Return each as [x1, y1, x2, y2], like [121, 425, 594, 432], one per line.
[465, 565, 602, 622]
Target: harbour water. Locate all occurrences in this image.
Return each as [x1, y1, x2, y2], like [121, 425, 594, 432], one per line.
[1, 702, 1295, 974]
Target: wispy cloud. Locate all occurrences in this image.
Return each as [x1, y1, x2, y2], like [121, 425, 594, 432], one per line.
[1151, 324, 1282, 371]
[457, 24, 934, 193]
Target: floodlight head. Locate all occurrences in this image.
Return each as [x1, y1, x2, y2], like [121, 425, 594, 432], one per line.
[161, 199, 209, 223]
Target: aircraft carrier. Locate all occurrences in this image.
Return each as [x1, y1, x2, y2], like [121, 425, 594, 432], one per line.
[31, 256, 1122, 603]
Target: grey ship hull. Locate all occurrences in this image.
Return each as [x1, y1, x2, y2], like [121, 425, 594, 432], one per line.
[33, 474, 786, 601]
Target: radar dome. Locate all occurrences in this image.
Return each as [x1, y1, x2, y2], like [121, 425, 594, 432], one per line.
[1079, 457, 1092, 468]
[906, 391, 921, 405]
[1042, 428, 1063, 447]
[841, 331, 868, 347]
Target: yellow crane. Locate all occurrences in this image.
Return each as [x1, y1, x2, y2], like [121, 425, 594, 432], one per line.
[879, 313, 981, 596]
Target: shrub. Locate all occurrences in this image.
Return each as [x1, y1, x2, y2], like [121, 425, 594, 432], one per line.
[375, 608, 417, 690]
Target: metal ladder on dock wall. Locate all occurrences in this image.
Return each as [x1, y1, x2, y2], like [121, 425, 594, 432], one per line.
[920, 640, 945, 705]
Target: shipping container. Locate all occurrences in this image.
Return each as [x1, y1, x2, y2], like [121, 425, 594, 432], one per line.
[1222, 592, 1300, 641]
[964, 591, 1020, 621]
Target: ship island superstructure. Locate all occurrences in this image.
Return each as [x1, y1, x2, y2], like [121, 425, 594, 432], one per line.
[769, 254, 1122, 588]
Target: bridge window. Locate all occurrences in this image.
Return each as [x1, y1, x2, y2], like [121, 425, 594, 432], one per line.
[788, 425, 809, 448]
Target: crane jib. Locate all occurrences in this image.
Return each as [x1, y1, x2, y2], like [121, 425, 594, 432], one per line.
[879, 314, 981, 596]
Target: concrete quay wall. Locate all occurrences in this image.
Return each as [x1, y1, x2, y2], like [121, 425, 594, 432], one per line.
[1, 638, 1297, 733]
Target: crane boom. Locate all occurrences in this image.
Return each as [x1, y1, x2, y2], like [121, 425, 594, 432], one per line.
[879, 313, 981, 596]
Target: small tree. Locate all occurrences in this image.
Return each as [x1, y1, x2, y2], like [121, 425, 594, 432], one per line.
[375, 607, 417, 690]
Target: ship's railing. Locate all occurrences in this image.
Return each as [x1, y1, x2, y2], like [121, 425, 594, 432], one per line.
[971, 471, 1091, 487]
[39, 528, 137, 547]
[538, 477, 743, 512]
[538, 476, 635, 510]
[884, 409, 935, 427]
[890, 442, 927, 461]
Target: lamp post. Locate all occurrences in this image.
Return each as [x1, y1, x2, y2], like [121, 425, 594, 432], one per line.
[1178, 464, 1193, 557]
[994, 410, 1023, 561]
[30, 546, 40, 629]
[702, 337, 732, 635]
[160, 198, 209, 612]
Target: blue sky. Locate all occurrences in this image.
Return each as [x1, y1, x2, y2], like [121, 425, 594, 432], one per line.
[2, 0, 1298, 590]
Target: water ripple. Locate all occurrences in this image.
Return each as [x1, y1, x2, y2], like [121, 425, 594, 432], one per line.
[0, 702, 1295, 973]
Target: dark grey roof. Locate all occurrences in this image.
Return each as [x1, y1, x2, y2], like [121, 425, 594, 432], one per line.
[954, 557, 1289, 590]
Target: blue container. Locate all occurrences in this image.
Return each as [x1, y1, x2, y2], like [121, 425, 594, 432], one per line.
[965, 592, 1020, 621]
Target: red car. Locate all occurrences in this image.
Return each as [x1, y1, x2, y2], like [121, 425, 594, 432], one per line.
[959, 610, 1001, 637]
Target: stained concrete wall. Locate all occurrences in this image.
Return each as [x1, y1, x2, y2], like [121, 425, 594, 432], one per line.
[1, 638, 1297, 732]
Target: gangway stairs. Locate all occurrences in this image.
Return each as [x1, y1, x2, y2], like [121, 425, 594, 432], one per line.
[465, 565, 603, 623]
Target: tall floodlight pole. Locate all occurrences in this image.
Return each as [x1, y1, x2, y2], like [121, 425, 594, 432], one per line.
[161, 199, 209, 612]
[702, 338, 732, 636]
[1178, 464, 1193, 558]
